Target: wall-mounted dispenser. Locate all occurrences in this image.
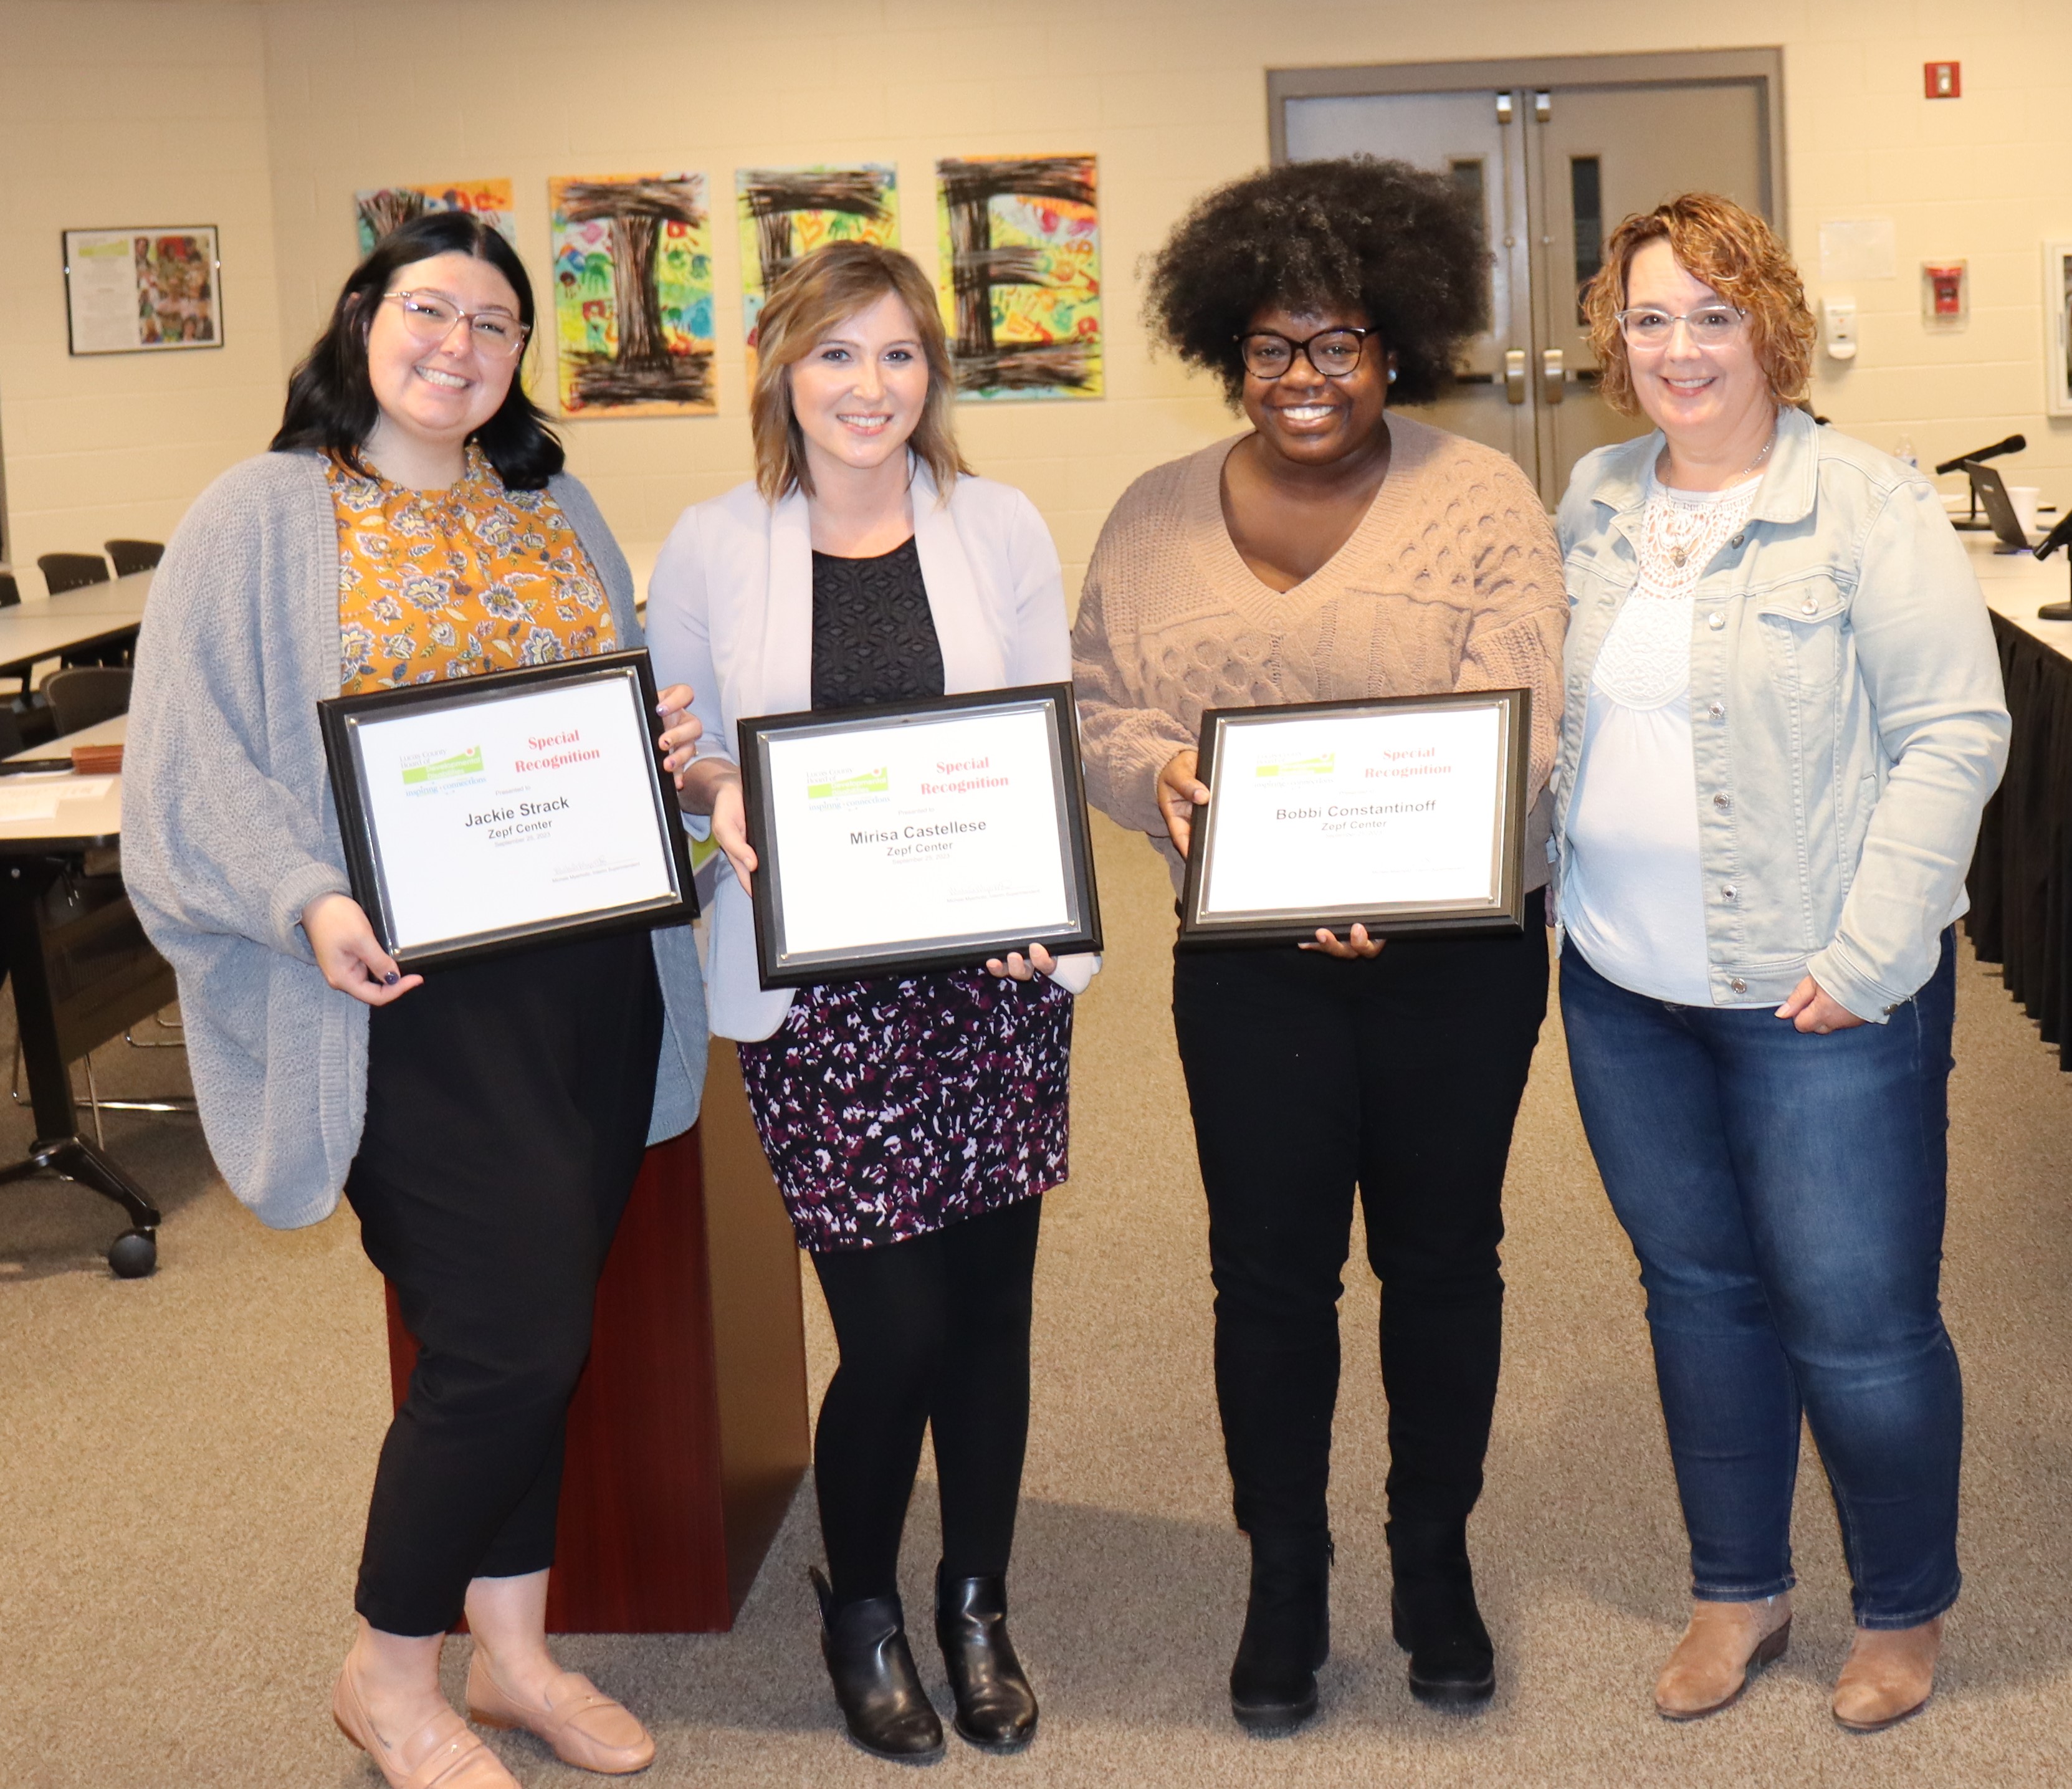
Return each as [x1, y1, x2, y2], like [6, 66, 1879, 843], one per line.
[1821, 297, 1858, 361]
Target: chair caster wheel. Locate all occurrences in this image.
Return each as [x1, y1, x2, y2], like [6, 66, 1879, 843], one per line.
[108, 1229, 156, 1278]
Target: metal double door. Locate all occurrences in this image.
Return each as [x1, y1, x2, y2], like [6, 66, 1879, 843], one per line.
[1278, 55, 1778, 507]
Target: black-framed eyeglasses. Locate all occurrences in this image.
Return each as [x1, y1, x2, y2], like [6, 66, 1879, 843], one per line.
[1235, 327, 1376, 380]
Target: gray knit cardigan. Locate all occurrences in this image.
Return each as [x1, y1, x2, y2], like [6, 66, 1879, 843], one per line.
[121, 451, 709, 1229]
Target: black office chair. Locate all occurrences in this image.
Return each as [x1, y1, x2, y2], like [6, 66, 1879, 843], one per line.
[103, 540, 163, 577]
[0, 571, 19, 608]
[37, 553, 110, 595]
[41, 667, 131, 736]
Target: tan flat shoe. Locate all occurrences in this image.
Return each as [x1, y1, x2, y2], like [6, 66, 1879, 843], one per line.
[1832, 1616, 1943, 1732]
[333, 1659, 520, 1789]
[1654, 1595, 1792, 1720]
[467, 1651, 656, 1775]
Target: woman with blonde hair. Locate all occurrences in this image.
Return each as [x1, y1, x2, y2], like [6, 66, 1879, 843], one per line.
[1555, 193, 2007, 1731]
[647, 241, 1090, 1761]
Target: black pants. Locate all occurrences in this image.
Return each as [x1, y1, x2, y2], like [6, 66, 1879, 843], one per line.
[1170, 892, 1547, 1541]
[345, 930, 664, 1637]
[809, 1196, 1043, 1605]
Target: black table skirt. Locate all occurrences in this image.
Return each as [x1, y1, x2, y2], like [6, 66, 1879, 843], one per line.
[1966, 611, 2072, 1069]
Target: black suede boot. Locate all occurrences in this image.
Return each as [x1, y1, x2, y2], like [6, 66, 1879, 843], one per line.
[1228, 1529, 1332, 1732]
[935, 1566, 1039, 1750]
[1387, 1518, 1496, 1709]
[811, 1567, 945, 1760]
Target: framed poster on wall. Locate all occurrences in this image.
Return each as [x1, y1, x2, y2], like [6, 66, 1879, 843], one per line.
[62, 226, 222, 355]
[2045, 242, 2072, 419]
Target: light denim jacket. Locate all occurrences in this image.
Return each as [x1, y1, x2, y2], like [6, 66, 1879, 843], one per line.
[1552, 406, 2009, 1023]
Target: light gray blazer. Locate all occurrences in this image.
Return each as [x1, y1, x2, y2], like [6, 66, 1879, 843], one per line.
[121, 450, 708, 1229]
[646, 460, 1087, 1042]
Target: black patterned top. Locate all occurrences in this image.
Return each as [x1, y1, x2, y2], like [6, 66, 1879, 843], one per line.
[809, 536, 945, 710]
[742, 530, 1072, 1252]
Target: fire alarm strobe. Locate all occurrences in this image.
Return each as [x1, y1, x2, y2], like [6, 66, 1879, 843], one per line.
[1924, 61, 1960, 99]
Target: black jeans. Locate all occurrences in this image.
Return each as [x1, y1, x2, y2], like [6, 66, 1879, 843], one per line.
[344, 930, 664, 1637]
[809, 1196, 1043, 1605]
[1171, 893, 1547, 1541]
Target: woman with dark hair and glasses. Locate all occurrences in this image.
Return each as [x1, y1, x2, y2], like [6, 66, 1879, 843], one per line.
[122, 211, 709, 1788]
[1072, 157, 1565, 1729]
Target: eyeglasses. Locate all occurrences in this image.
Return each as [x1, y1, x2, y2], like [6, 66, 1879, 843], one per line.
[1235, 327, 1376, 381]
[1615, 305, 1747, 348]
[381, 290, 530, 360]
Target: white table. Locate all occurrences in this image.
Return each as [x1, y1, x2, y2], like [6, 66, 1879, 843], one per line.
[1964, 531, 2072, 657]
[3, 713, 127, 768]
[22, 569, 155, 618]
[0, 570, 150, 679]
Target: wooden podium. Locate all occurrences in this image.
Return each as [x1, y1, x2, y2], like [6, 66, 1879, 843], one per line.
[384, 1041, 811, 1632]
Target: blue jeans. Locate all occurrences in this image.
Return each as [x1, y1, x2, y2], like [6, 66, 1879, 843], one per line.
[1558, 935, 1962, 1629]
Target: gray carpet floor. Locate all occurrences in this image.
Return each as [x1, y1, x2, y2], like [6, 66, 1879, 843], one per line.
[3, 815, 2069, 1787]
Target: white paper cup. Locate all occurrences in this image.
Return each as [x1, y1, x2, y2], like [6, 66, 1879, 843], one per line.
[2008, 485, 2041, 538]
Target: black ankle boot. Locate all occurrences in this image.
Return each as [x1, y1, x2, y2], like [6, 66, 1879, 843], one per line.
[1387, 1518, 1496, 1709]
[1228, 1529, 1332, 1732]
[935, 1566, 1038, 1750]
[810, 1567, 945, 1760]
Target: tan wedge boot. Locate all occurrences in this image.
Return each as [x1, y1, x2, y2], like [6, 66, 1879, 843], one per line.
[1654, 1595, 1792, 1720]
[1831, 1616, 1942, 1732]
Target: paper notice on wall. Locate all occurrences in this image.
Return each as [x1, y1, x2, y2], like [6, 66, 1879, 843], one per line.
[1819, 219, 1897, 283]
[64, 234, 141, 353]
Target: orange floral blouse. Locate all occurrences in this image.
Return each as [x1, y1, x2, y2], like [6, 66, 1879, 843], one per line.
[328, 444, 617, 693]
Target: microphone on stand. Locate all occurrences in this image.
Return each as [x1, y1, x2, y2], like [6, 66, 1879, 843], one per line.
[2034, 510, 2072, 621]
[1935, 434, 2027, 476]
[1937, 434, 2028, 530]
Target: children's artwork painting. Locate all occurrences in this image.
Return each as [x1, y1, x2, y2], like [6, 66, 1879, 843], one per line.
[62, 226, 222, 355]
[935, 156, 1100, 400]
[353, 180, 515, 255]
[548, 173, 715, 417]
[736, 165, 900, 363]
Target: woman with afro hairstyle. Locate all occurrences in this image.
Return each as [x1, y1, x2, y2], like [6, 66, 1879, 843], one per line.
[1072, 157, 1565, 1730]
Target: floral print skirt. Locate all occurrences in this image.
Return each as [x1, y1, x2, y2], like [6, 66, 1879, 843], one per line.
[737, 968, 1074, 1253]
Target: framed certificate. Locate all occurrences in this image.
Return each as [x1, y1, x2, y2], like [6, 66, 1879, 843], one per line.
[319, 651, 697, 971]
[1179, 690, 1530, 945]
[737, 684, 1102, 988]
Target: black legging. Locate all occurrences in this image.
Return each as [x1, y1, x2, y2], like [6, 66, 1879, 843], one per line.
[809, 1196, 1043, 1604]
[1170, 893, 1547, 1541]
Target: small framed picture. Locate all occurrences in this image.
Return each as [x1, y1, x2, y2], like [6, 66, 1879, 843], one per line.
[62, 226, 223, 355]
[736, 684, 1103, 988]
[2045, 242, 2072, 419]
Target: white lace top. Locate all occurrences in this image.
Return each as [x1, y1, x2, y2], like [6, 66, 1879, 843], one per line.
[1562, 469, 1760, 1004]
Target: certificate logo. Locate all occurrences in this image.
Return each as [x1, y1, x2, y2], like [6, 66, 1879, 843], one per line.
[399, 745, 485, 788]
[1253, 751, 1335, 783]
[806, 766, 890, 804]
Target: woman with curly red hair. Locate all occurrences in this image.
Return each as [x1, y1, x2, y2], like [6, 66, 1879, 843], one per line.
[1554, 193, 2008, 1732]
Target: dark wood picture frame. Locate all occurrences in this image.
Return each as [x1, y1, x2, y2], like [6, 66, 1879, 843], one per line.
[736, 683, 1102, 989]
[319, 650, 697, 973]
[1178, 689, 1531, 947]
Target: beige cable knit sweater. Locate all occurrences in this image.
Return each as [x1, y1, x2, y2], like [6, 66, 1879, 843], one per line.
[1072, 413, 1566, 894]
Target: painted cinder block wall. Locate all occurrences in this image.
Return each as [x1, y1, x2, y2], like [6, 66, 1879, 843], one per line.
[4, 0, 2070, 598]
[0, 1, 287, 586]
